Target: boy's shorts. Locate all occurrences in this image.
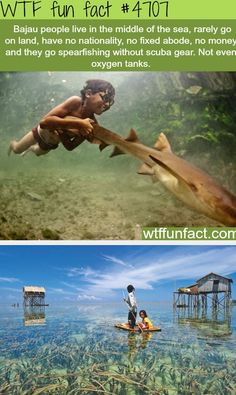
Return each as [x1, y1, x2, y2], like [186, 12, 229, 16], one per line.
[32, 126, 59, 151]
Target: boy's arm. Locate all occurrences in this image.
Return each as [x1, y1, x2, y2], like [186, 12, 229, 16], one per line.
[123, 297, 131, 309]
[40, 96, 93, 136]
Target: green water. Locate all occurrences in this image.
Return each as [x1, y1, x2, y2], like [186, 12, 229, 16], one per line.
[0, 303, 235, 394]
[0, 72, 236, 239]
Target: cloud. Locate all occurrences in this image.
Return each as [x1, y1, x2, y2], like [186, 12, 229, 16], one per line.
[47, 285, 101, 301]
[67, 267, 98, 278]
[102, 254, 135, 268]
[61, 281, 85, 292]
[0, 277, 21, 283]
[47, 287, 77, 296]
[77, 294, 101, 301]
[37, 246, 236, 302]
[66, 246, 236, 298]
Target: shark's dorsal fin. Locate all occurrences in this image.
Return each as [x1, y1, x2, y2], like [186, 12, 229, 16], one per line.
[99, 142, 109, 151]
[125, 128, 141, 143]
[154, 133, 172, 153]
[138, 163, 154, 176]
[110, 146, 126, 157]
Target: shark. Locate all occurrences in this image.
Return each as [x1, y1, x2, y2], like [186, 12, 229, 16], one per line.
[91, 124, 236, 226]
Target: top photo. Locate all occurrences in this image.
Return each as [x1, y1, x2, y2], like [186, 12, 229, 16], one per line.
[1, 71, 236, 240]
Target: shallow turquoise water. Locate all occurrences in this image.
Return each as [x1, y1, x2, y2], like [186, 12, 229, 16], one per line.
[0, 303, 236, 394]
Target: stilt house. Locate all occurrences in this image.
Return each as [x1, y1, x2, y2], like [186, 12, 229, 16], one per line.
[23, 286, 45, 306]
[173, 272, 233, 309]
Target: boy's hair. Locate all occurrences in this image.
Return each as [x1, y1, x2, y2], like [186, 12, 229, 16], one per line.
[127, 284, 135, 293]
[139, 310, 147, 317]
[81, 79, 115, 100]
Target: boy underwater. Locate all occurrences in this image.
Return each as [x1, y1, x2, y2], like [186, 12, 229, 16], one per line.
[8, 79, 115, 156]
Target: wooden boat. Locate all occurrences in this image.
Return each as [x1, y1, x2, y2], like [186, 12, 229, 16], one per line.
[115, 323, 161, 332]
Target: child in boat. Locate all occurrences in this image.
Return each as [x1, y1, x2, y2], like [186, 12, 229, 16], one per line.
[8, 79, 115, 156]
[139, 310, 153, 330]
[124, 284, 137, 329]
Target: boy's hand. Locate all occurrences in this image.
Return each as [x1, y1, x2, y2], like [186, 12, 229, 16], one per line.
[80, 118, 94, 136]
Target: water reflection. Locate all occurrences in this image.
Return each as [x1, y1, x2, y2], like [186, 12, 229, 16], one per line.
[23, 305, 46, 326]
[174, 305, 232, 337]
[127, 331, 153, 353]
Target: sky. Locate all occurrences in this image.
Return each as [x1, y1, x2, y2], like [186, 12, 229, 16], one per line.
[0, 244, 236, 304]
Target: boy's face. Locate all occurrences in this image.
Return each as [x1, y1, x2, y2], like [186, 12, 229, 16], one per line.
[85, 89, 114, 115]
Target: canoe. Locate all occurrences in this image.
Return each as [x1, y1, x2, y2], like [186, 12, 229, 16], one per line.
[115, 323, 161, 332]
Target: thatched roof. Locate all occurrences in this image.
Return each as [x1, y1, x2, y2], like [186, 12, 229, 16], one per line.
[177, 284, 199, 294]
[23, 286, 45, 294]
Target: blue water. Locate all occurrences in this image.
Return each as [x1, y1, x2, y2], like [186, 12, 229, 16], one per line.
[0, 302, 235, 394]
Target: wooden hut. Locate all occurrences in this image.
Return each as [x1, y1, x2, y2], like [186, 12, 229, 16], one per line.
[23, 286, 45, 306]
[197, 273, 232, 295]
[173, 272, 233, 310]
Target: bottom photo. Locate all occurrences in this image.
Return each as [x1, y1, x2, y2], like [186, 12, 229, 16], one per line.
[0, 245, 236, 394]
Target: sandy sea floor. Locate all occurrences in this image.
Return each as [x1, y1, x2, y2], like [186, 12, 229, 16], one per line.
[0, 152, 223, 240]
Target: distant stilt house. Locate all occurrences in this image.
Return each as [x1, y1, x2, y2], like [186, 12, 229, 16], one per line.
[173, 272, 233, 310]
[23, 286, 46, 307]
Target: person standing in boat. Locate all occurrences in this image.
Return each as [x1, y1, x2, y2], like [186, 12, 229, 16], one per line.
[124, 284, 137, 329]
